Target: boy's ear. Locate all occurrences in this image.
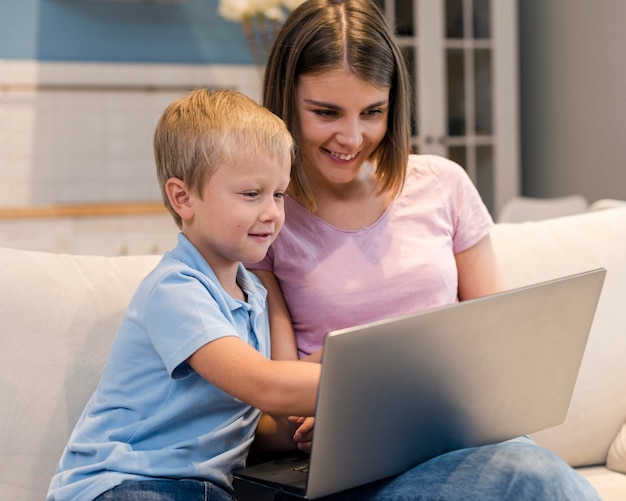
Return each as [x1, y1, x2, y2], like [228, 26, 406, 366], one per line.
[165, 177, 194, 221]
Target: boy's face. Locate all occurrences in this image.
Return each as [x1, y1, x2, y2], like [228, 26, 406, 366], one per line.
[183, 152, 290, 271]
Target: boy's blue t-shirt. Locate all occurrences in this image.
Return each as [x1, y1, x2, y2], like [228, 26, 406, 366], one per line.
[47, 233, 271, 501]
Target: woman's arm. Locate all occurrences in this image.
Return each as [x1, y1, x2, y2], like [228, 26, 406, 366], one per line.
[455, 233, 506, 301]
[252, 269, 300, 360]
[252, 413, 301, 453]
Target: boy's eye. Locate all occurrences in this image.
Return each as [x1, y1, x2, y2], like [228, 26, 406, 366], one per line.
[242, 191, 258, 199]
[274, 191, 285, 200]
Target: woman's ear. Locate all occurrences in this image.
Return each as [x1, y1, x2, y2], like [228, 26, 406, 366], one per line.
[165, 177, 194, 222]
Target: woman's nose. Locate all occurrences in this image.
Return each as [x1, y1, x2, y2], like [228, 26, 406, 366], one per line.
[336, 118, 363, 148]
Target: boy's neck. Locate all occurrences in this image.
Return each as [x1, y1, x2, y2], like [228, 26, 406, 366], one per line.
[226, 281, 247, 302]
[212, 265, 246, 302]
[181, 231, 245, 300]
[215, 264, 247, 302]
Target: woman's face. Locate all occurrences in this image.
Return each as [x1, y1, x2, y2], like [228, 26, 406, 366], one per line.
[295, 68, 390, 187]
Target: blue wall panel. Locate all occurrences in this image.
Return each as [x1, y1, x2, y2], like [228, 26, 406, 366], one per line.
[0, 1, 40, 59]
[0, 0, 253, 64]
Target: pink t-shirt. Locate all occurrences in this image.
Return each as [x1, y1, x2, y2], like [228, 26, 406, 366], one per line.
[248, 155, 493, 358]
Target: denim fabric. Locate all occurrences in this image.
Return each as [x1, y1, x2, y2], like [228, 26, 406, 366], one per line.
[276, 437, 601, 501]
[93, 479, 234, 501]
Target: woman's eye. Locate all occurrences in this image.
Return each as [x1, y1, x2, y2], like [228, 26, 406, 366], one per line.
[364, 109, 384, 118]
[314, 109, 337, 118]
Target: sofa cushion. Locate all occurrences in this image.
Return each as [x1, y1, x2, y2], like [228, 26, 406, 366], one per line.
[577, 466, 626, 501]
[0, 247, 160, 499]
[607, 423, 626, 474]
[490, 208, 626, 468]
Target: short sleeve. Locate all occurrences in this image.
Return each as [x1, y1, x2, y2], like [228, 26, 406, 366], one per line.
[447, 159, 494, 253]
[138, 268, 239, 378]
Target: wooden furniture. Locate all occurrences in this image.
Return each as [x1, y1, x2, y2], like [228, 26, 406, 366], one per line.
[376, 0, 520, 217]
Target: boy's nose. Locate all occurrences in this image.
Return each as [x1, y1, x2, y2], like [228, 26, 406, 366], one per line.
[261, 199, 280, 221]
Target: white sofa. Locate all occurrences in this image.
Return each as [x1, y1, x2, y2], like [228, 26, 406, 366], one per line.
[2, 207, 626, 501]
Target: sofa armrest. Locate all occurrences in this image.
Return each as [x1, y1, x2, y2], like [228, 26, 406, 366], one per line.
[0, 247, 160, 499]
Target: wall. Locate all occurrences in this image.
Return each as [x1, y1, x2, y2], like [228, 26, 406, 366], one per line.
[0, 0, 262, 209]
[0, 0, 252, 64]
[0, 61, 260, 207]
[13, 1, 624, 212]
[518, 0, 626, 202]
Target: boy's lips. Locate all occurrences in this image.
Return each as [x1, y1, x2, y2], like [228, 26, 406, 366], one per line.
[249, 231, 273, 242]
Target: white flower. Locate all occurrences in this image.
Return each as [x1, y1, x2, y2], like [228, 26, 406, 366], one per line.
[218, 0, 309, 66]
[218, 0, 306, 22]
[282, 0, 305, 11]
[218, 0, 253, 21]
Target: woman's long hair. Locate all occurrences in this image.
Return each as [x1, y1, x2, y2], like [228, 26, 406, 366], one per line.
[263, 0, 412, 212]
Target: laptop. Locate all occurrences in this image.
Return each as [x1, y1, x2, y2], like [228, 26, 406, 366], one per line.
[234, 268, 606, 499]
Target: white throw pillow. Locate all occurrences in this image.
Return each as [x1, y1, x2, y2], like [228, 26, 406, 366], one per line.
[490, 208, 626, 468]
[607, 424, 626, 473]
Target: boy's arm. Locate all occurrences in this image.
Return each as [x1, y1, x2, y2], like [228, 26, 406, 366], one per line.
[248, 270, 320, 453]
[251, 269, 299, 360]
[187, 336, 319, 417]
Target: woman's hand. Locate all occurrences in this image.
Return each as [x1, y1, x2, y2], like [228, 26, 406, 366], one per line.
[289, 416, 315, 453]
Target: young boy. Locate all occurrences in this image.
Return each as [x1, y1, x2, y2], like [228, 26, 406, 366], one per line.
[47, 89, 320, 501]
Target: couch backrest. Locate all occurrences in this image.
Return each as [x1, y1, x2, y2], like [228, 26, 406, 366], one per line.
[490, 207, 626, 468]
[0, 248, 160, 500]
[1, 207, 626, 500]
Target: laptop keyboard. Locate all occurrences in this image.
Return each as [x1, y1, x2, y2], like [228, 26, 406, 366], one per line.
[292, 462, 310, 474]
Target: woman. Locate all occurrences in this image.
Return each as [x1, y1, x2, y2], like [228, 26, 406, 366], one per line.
[247, 0, 601, 498]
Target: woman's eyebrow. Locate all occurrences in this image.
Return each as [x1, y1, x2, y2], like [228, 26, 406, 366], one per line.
[366, 100, 389, 109]
[303, 98, 341, 109]
[303, 98, 389, 109]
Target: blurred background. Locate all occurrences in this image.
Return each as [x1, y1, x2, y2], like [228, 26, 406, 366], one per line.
[0, 0, 624, 254]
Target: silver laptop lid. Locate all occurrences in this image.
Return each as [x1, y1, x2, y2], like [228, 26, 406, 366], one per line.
[306, 268, 605, 499]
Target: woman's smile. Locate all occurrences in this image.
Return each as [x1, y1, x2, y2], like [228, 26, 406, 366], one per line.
[326, 149, 359, 162]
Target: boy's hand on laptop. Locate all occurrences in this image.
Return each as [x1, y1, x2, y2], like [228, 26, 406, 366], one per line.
[289, 416, 315, 453]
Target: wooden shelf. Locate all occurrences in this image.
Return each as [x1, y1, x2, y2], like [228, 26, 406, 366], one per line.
[0, 202, 168, 220]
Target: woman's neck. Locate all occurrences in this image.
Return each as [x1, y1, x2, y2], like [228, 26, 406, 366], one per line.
[289, 159, 395, 230]
[296, 179, 393, 231]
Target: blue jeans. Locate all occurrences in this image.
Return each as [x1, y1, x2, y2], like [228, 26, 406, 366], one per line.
[276, 437, 601, 500]
[93, 479, 234, 501]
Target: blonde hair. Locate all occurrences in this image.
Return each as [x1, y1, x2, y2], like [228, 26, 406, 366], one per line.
[154, 89, 294, 228]
[263, 0, 412, 212]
